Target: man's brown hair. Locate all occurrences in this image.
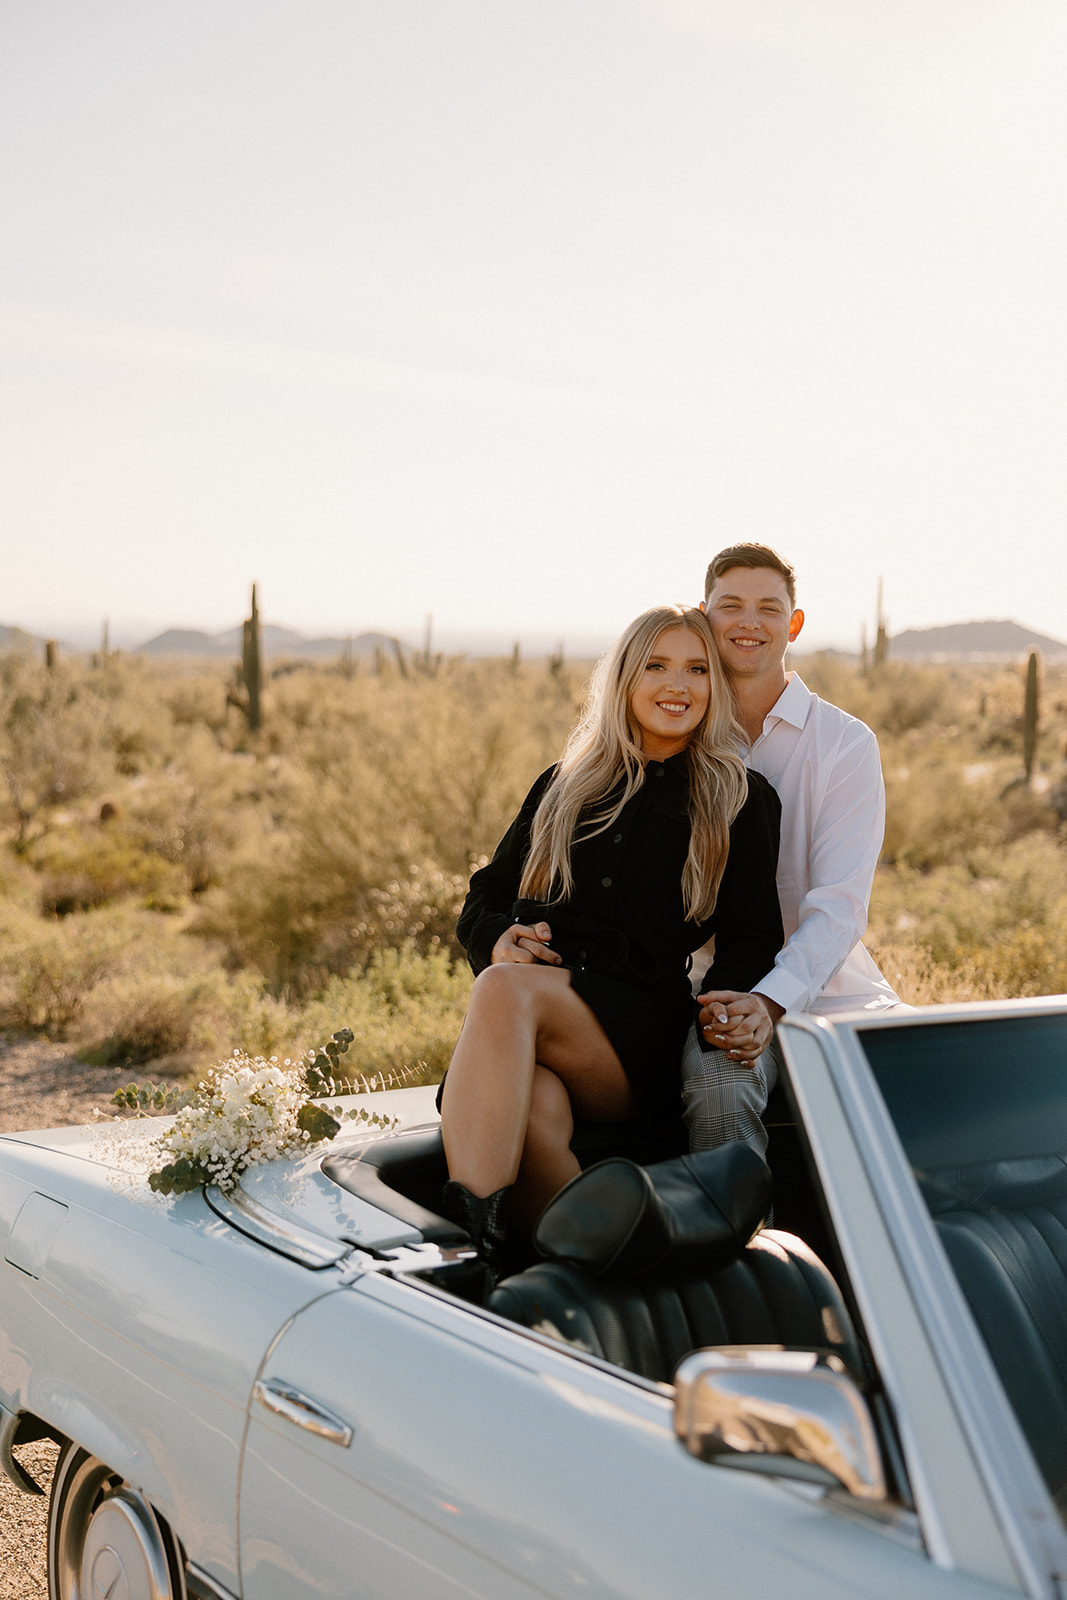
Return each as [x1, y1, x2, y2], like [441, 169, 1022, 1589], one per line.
[704, 543, 797, 609]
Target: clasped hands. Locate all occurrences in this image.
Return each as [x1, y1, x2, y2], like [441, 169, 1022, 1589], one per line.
[697, 988, 783, 1065]
[491, 921, 563, 965]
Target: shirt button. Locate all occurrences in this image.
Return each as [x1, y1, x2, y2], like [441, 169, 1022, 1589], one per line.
[613, 833, 623, 844]
[601, 876, 612, 888]
[652, 764, 665, 778]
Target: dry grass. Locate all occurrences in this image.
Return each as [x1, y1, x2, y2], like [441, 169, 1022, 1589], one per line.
[1, 647, 1065, 1082]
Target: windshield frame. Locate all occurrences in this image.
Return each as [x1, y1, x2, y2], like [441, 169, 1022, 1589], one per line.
[778, 999, 1067, 1596]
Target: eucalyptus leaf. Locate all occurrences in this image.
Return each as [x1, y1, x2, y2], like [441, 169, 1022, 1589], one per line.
[297, 1102, 341, 1142]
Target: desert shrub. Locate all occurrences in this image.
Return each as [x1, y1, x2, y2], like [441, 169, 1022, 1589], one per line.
[210, 978, 296, 1062]
[164, 664, 232, 734]
[83, 975, 213, 1065]
[0, 851, 39, 912]
[202, 658, 580, 992]
[0, 655, 113, 848]
[863, 941, 1004, 1005]
[880, 758, 1011, 870]
[800, 656, 965, 735]
[869, 834, 1067, 991]
[28, 825, 188, 914]
[351, 860, 470, 959]
[81, 654, 180, 773]
[117, 737, 252, 894]
[0, 908, 134, 1034]
[190, 761, 399, 992]
[294, 947, 471, 1086]
[192, 737, 478, 991]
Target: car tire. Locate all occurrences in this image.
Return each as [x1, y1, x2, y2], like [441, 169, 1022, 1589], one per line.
[47, 1439, 186, 1600]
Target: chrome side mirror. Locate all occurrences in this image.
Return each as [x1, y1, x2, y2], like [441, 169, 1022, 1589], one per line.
[673, 1346, 886, 1501]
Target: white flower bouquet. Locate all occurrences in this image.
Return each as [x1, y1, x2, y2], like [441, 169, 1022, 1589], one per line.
[107, 1028, 396, 1195]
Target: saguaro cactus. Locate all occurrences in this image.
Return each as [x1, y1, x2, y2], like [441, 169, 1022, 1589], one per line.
[1023, 649, 1040, 781]
[873, 577, 889, 670]
[242, 584, 263, 732]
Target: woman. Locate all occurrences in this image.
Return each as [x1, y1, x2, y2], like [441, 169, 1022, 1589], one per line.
[439, 604, 782, 1277]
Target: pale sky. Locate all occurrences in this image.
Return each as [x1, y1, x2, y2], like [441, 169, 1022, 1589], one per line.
[3, 1, 1066, 652]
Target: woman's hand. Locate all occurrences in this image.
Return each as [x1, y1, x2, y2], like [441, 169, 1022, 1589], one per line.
[696, 988, 783, 1063]
[490, 922, 563, 965]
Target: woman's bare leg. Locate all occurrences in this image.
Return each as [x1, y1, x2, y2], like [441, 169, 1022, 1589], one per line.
[512, 1066, 578, 1234]
[441, 962, 636, 1200]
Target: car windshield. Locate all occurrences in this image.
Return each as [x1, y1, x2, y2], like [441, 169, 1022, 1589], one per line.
[857, 1010, 1067, 1516]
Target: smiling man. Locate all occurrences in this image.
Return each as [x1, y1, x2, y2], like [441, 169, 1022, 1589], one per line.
[683, 542, 901, 1155]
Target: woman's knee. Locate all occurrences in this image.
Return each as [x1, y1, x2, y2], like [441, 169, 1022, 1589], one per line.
[468, 961, 562, 1020]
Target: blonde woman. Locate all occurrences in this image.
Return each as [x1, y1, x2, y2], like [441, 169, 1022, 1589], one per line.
[440, 605, 782, 1278]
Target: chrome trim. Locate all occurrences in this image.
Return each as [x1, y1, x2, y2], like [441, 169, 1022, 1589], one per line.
[334, 1239, 477, 1282]
[781, 1008, 1067, 1597]
[186, 1562, 239, 1600]
[205, 1185, 348, 1268]
[253, 1379, 353, 1446]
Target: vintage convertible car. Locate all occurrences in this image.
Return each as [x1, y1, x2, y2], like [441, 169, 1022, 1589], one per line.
[3, 996, 1067, 1600]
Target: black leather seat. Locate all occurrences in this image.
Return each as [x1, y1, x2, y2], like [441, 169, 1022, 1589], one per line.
[324, 1116, 687, 1246]
[930, 1158, 1067, 1508]
[488, 1142, 863, 1386]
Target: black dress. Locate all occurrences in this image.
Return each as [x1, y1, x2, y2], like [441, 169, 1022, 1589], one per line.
[457, 753, 783, 1116]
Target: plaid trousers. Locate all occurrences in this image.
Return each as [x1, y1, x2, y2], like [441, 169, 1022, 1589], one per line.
[680, 1025, 778, 1159]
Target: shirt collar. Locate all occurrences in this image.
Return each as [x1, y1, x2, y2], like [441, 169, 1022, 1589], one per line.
[761, 671, 811, 734]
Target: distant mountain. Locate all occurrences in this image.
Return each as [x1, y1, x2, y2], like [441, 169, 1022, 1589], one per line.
[888, 619, 1067, 660]
[138, 625, 397, 659]
[136, 624, 610, 660]
[0, 624, 40, 651]
[8, 616, 1065, 664]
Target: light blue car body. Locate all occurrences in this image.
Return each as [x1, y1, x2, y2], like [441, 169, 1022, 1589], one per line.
[3, 1004, 1067, 1599]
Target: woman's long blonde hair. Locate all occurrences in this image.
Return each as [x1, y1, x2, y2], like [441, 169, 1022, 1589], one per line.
[518, 605, 748, 921]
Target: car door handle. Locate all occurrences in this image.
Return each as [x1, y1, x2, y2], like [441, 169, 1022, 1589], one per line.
[253, 1379, 354, 1447]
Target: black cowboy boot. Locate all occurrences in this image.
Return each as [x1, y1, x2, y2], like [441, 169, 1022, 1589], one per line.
[441, 1180, 512, 1294]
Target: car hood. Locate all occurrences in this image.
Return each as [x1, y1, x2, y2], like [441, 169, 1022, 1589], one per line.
[1, 1084, 443, 1260]
[222, 1085, 443, 1259]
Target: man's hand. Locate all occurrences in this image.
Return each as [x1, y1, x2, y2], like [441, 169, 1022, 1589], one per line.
[696, 988, 784, 1064]
[490, 922, 563, 965]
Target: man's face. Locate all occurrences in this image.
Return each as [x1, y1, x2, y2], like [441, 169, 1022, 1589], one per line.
[703, 566, 803, 682]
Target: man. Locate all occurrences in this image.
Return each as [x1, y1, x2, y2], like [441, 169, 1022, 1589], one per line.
[683, 543, 900, 1155]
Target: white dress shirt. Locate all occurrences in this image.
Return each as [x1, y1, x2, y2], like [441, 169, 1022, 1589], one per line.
[745, 672, 899, 1016]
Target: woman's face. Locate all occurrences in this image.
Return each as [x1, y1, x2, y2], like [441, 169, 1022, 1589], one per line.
[628, 624, 712, 760]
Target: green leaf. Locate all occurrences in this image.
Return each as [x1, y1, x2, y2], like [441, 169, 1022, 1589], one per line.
[296, 1102, 341, 1143]
[148, 1157, 205, 1196]
[304, 1061, 331, 1097]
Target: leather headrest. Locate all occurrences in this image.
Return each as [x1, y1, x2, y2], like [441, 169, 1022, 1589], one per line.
[533, 1141, 772, 1278]
[919, 1154, 1067, 1215]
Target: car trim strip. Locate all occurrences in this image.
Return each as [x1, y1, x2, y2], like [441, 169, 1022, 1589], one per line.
[204, 1185, 349, 1268]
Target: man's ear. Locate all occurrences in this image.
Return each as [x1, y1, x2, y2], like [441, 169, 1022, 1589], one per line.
[788, 608, 805, 642]
[699, 599, 707, 614]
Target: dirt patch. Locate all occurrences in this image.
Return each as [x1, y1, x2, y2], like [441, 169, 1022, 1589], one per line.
[0, 1031, 184, 1135]
[0, 1441, 56, 1600]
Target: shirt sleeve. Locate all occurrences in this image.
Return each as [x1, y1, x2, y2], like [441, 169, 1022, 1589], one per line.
[455, 767, 557, 974]
[698, 772, 784, 993]
[753, 722, 886, 1013]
